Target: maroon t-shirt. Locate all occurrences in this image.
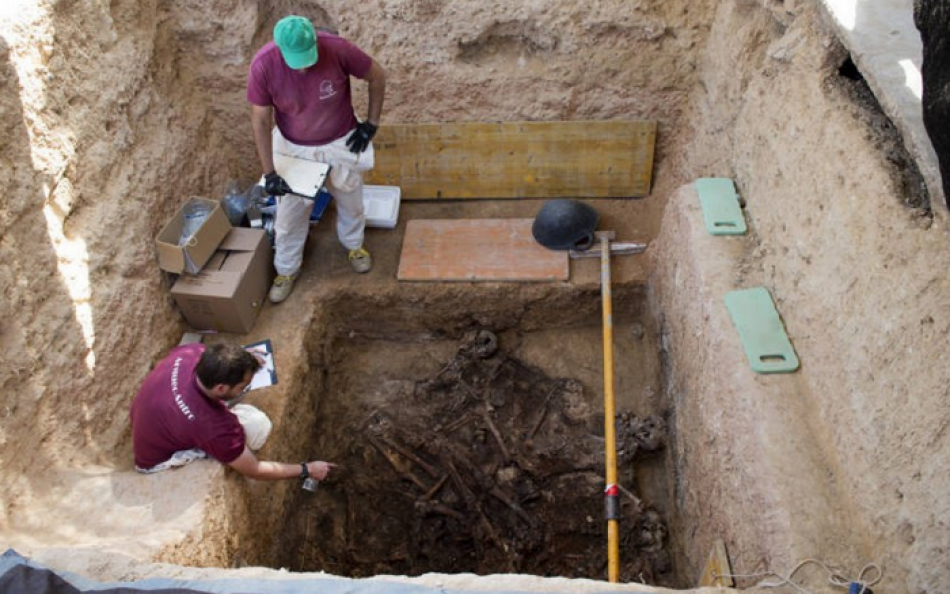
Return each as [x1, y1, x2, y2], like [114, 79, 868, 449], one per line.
[247, 33, 373, 146]
[130, 344, 245, 469]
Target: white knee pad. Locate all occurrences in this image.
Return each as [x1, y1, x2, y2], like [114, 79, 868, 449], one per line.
[231, 404, 273, 451]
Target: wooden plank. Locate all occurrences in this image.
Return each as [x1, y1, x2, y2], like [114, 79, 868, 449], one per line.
[397, 219, 569, 282]
[365, 120, 656, 200]
[698, 539, 734, 588]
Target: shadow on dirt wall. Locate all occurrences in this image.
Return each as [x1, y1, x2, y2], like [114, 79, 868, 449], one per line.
[0, 34, 92, 489]
[37, 0, 190, 470]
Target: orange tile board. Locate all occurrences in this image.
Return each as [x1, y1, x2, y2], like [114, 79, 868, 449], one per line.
[397, 219, 569, 282]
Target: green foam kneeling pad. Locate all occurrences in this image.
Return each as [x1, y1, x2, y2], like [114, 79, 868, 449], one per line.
[695, 178, 747, 235]
[724, 287, 799, 374]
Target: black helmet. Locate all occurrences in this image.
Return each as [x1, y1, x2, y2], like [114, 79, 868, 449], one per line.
[532, 199, 599, 251]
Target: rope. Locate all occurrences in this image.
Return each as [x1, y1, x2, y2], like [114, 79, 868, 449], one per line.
[713, 559, 882, 594]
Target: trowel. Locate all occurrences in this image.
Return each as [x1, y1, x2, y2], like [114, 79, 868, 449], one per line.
[569, 241, 647, 259]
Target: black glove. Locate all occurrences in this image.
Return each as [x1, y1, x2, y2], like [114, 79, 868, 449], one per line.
[346, 121, 378, 154]
[264, 171, 293, 196]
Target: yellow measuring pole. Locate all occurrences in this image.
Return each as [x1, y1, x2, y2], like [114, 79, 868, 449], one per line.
[598, 231, 620, 583]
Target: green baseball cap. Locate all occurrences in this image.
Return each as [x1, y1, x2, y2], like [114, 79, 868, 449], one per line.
[274, 16, 318, 69]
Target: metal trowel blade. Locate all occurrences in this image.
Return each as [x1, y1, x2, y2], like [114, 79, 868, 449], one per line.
[569, 242, 648, 259]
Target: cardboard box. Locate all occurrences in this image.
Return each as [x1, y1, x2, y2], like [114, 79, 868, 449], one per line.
[155, 197, 232, 274]
[170, 228, 273, 334]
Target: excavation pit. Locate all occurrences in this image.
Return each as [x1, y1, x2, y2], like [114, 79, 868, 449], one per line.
[4, 2, 949, 592]
[271, 286, 678, 586]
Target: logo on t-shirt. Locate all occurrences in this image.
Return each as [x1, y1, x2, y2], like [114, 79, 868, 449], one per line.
[171, 356, 197, 421]
[319, 80, 337, 101]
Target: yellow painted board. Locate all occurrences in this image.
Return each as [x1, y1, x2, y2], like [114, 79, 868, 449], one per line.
[698, 539, 734, 588]
[365, 120, 656, 200]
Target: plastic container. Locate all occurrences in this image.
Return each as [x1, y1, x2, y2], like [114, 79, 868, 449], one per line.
[221, 181, 251, 226]
[179, 199, 212, 246]
[363, 185, 401, 228]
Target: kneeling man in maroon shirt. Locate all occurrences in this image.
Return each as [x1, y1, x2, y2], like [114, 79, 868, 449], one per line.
[131, 343, 333, 483]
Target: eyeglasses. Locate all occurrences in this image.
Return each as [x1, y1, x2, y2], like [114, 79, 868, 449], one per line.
[225, 383, 253, 409]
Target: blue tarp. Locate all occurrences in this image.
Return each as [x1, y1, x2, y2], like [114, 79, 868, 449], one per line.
[0, 550, 643, 594]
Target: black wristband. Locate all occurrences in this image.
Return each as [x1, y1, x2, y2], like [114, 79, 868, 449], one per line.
[299, 462, 309, 480]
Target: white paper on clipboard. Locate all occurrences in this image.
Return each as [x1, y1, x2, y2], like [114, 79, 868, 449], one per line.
[273, 153, 330, 198]
[243, 339, 277, 391]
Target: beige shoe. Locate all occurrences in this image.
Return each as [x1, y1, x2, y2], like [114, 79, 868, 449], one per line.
[348, 246, 372, 273]
[268, 274, 297, 303]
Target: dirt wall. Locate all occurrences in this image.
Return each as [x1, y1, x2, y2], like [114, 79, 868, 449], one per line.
[653, 1, 950, 592]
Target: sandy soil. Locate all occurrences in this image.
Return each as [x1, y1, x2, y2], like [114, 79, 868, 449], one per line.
[0, 0, 947, 593]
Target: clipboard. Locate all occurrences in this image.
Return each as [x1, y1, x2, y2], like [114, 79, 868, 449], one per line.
[243, 339, 278, 390]
[273, 153, 331, 198]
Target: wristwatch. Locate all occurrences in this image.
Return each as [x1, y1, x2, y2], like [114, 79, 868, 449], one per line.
[299, 462, 309, 480]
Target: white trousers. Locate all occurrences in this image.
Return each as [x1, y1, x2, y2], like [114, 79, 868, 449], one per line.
[135, 404, 272, 473]
[272, 128, 373, 277]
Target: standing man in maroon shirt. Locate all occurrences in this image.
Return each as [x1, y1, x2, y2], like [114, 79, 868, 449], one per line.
[131, 343, 334, 483]
[247, 15, 387, 303]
